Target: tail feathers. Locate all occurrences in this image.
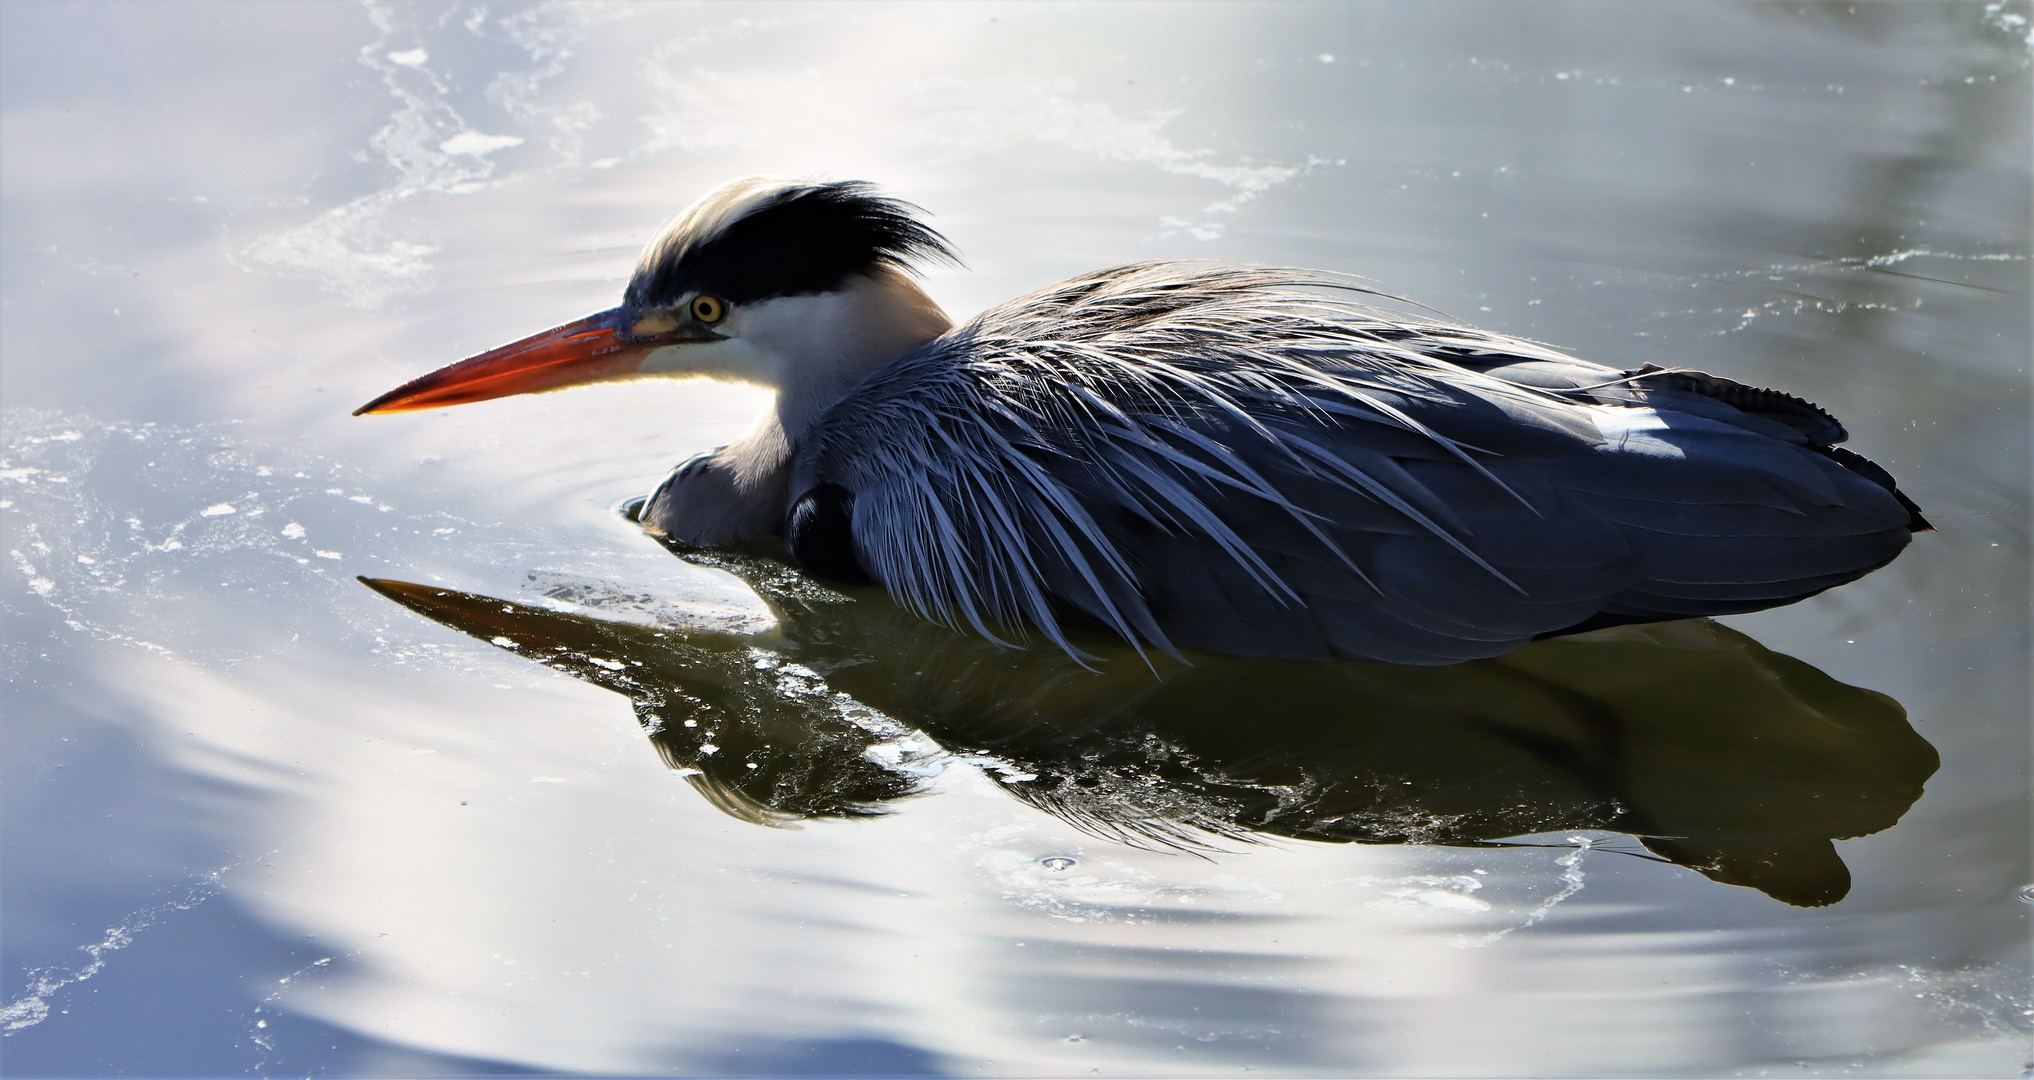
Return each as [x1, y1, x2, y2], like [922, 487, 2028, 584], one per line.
[1628, 364, 1848, 444]
[1626, 364, 1929, 534]
[1810, 445, 1932, 533]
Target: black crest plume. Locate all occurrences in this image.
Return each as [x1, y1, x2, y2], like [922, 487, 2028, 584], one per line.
[625, 179, 960, 308]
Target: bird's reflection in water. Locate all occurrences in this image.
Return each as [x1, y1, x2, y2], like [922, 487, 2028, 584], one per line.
[361, 550, 1935, 908]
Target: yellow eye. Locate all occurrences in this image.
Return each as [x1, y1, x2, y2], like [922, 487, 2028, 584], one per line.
[690, 295, 726, 324]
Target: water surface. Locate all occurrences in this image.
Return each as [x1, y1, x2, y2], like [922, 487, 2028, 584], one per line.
[3, 2, 2029, 1076]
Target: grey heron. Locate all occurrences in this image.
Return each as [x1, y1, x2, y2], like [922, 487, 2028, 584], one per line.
[357, 177, 1928, 665]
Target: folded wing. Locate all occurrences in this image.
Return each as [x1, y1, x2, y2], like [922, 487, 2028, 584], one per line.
[790, 263, 1922, 664]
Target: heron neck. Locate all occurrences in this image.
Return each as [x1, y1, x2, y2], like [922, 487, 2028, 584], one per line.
[707, 269, 949, 522]
[767, 267, 952, 444]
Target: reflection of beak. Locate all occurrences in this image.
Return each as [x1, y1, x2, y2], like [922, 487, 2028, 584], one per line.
[353, 306, 715, 415]
[356, 575, 663, 695]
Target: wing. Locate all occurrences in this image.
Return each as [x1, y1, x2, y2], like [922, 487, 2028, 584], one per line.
[789, 263, 1922, 665]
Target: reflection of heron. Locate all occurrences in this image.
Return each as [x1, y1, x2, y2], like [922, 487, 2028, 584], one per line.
[362, 551, 1935, 908]
[358, 178, 1926, 664]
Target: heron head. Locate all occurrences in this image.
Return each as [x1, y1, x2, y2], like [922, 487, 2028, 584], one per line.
[354, 177, 958, 416]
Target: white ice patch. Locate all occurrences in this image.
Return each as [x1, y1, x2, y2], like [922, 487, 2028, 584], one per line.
[490, 3, 637, 165]
[1459, 836, 1595, 947]
[1709, 248, 2022, 334]
[240, 18, 531, 305]
[637, 57, 1307, 243]
[10, 548, 57, 597]
[1384, 886, 1491, 913]
[439, 132, 524, 156]
[1, 861, 244, 1032]
[2, 411, 735, 681]
[900, 75, 1305, 238]
[7, 413, 444, 662]
[243, 204, 439, 309]
[972, 837, 1289, 924]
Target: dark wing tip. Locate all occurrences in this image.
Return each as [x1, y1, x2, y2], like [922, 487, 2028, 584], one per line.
[1628, 365, 1850, 445]
[1810, 445, 1932, 533]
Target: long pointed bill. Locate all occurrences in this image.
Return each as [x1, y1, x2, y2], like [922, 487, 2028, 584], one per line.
[354, 307, 708, 416]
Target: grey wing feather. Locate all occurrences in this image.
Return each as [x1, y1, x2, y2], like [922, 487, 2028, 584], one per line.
[791, 263, 1919, 665]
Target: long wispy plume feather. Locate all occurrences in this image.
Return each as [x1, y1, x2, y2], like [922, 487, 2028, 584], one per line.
[806, 264, 1595, 660]
[797, 258, 1919, 665]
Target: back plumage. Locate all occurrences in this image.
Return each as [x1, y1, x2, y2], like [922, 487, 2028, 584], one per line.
[787, 262, 1923, 664]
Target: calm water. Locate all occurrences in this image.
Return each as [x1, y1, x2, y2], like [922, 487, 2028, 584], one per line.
[3, 2, 2029, 1076]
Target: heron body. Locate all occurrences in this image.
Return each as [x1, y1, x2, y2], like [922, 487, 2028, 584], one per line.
[358, 177, 1926, 665]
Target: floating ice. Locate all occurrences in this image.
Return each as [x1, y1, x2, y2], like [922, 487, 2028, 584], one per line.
[439, 132, 525, 156]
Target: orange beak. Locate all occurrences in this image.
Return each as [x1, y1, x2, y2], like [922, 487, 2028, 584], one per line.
[353, 307, 715, 416]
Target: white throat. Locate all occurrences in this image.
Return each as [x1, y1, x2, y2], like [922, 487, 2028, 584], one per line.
[640, 267, 951, 443]
[636, 267, 951, 544]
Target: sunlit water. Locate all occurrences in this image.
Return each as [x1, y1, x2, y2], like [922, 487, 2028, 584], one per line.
[3, 3, 2029, 1076]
